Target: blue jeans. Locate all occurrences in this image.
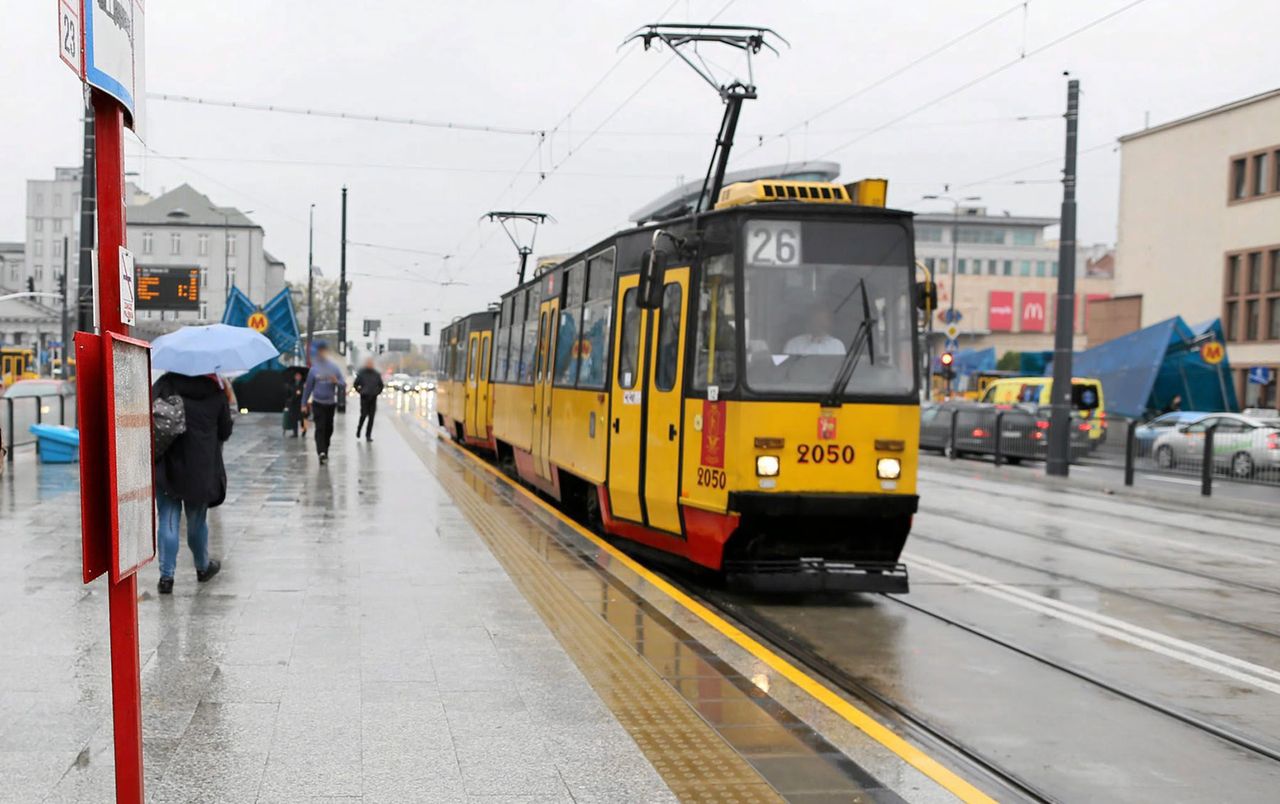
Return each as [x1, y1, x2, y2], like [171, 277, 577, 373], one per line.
[157, 492, 210, 578]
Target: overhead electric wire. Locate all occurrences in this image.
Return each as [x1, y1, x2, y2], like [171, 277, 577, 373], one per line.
[146, 93, 543, 137]
[955, 140, 1116, 189]
[813, 0, 1152, 162]
[735, 0, 1030, 163]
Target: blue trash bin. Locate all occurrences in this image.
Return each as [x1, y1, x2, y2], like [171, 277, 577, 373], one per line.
[29, 424, 80, 464]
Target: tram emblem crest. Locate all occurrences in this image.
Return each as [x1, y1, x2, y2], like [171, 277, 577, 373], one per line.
[818, 413, 837, 440]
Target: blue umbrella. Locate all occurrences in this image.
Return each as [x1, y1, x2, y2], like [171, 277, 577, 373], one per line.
[151, 324, 279, 377]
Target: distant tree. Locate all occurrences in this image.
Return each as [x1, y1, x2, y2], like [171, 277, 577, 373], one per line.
[996, 350, 1021, 372]
[288, 278, 349, 339]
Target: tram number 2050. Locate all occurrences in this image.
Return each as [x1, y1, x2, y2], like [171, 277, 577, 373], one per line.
[797, 444, 856, 464]
[696, 467, 728, 489]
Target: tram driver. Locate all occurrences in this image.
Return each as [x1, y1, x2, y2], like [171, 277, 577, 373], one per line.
[783, 305, 846, 356]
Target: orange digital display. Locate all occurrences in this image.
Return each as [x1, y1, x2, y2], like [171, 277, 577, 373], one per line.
[136, 267, 201, 311]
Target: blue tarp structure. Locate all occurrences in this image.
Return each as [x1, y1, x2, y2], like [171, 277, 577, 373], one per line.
[220, 287, 300, 373]
[931, 347, 995, 376]
[1070, 316, 1237, 418]
[1020, 350, 1053, 376]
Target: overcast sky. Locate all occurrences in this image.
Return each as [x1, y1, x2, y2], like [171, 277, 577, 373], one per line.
[3, 0, 1277, 341]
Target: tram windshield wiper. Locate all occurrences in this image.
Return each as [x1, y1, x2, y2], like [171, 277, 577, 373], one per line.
[821, 279, 875, 408]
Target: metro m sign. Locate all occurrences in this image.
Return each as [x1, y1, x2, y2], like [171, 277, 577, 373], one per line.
[988, 291, 1014, 332]
[1021, 291, 1047, 332]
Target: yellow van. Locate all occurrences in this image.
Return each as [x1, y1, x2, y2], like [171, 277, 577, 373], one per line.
[981, 376, 1106, 442]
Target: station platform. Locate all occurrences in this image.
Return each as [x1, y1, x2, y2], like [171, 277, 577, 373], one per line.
[0, 404, 981, 803]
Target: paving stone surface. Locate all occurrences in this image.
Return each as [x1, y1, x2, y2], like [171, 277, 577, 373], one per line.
[0, 413, 674, 803]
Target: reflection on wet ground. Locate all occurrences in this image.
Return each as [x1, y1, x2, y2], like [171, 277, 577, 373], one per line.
[395, 405, 908, 803]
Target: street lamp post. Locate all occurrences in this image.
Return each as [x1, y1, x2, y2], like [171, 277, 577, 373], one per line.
[306, 203, 316, 363]
[923, 192, 981, 398]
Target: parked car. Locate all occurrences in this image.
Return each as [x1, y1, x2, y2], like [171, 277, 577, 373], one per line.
[1133, 411, 1203, 457]
[1151, 413, 1280, 478]
[920, 401, 1091, 463]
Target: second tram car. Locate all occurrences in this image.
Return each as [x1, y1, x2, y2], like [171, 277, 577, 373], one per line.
[439, 179, 923, 591]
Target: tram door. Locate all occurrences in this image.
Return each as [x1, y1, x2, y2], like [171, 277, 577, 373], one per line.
[532, 299, 559, 480]
[463, 333, 481, 438]
[607, 275, 646, 522]
[642, 268, 689, 534]
[466, 331, 491, 440]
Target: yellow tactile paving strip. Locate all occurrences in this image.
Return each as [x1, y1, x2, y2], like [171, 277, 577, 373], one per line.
[397, 420, 783, 802]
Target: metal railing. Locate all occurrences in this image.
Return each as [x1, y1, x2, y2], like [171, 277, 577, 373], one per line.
[1111, 416, 1280, 495]
[2, 394, 77, 462]
[921, 405, 1093, 467]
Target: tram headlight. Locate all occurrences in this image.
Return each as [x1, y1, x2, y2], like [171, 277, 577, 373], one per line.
[876, 457, 902, 480]
[755, 455, 780, 477]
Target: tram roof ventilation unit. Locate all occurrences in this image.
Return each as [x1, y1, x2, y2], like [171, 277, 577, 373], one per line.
[629, 160, 840, 223]
[714, 178, 888, 211]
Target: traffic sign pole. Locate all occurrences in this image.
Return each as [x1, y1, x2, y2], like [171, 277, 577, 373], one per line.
[95, 89, 145, 804]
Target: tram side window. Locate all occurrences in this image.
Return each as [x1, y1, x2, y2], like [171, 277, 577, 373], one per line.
[494, 298, 513, 381]
[578, 248, 615, 389]
[692, 254, 737, 392]
[617, 287, 641, 389]
[467, 337, 478, 382]
[518, 289, 540, 384]
[503, 294, 524, 383]
[654, 283, 683, 392]
[554, 263, 585, 387]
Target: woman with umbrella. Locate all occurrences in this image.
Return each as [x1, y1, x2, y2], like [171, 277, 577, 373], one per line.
[150, 324, 277, 595]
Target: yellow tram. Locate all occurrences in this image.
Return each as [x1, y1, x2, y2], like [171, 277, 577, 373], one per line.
[439, 179, 924, 591]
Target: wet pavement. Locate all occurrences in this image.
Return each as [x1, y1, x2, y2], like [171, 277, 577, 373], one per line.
[732, 462, 1280, 802]
[0, 412, 676, 803]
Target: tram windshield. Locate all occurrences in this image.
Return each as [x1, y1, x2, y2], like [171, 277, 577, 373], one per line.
[739, 219, 915, 398]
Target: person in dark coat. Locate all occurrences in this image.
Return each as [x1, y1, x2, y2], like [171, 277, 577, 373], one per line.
[283, 366, 308, 437]
[153, 372, 232, 595]
[353, 357, 385, 442]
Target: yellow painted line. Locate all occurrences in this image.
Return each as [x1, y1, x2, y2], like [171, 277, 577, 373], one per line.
[425, 422, 995, 804]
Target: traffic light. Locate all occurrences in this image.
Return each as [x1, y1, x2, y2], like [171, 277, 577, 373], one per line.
[423, 322, 431, 337]
[939, 351, 955, 380]
[27, 277, 35, 293]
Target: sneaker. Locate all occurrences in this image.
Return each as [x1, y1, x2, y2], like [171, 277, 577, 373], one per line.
[158, 576, 174, 595]
[366, 437, 373, 443]
[319, 453, 328, 464]
[196, 559, 221, 583]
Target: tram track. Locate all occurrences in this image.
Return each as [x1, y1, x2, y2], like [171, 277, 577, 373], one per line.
[921, 471, 1280, 551]
[690, 588, 1061, 804]
[908, 530, 1280, 643]
[918, 507, 1280, 597]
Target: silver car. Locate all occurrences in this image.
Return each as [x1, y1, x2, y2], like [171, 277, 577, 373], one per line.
[1151, 413, 1280, 478]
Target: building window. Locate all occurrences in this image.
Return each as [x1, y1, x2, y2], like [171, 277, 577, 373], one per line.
[34, 218, 43, 232]
[1051, 261, 1059, 277]
[987, 259, 998, 275]
[1229, 146, 1280, 203]
[1012, 230, 1036, 247]
[34, 240, 43, 257]
[34, 193, 43, 210]
[227, 235, 238, 256]
[916, 225, 944, 243]
[1231, 158, 1248, 199]
[1019, 260, 1031, 276]
[198, 233, 209, 256]
[1003, 260, 1013, 276]
[200, 268, 208, 288]
[1035, 261, 1046, 277]
[199, 301, 208, 320]
[957, 227, 1006, 245]
[938, 258, 949, 274]
[957, 258, 967, 275]
[53, 219, 62, 233]
[170, 232, 182, 255]
[35, 266, 44, 281]
[142, 231, 153, 254]
[924, 257, 935, 271]
[53, 241, 63, 258]
[1225, 247, 1280, 342]
[53, 194, 63, 210]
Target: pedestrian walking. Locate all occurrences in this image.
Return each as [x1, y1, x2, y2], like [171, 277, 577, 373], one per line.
[302, 342, 346, 464]
[283, 365, 307, 437]
[152, 372, 232, 595]
[353, 357, 384, 442]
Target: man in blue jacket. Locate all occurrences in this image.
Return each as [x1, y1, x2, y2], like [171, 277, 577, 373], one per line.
[302, 342, 347, 464]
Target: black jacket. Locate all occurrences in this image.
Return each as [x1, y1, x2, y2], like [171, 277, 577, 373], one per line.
[153, 373, 233, 507]
[353, 367, 384, 398]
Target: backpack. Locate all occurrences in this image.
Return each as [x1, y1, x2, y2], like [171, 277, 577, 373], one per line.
[152, 394, 187, 458]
